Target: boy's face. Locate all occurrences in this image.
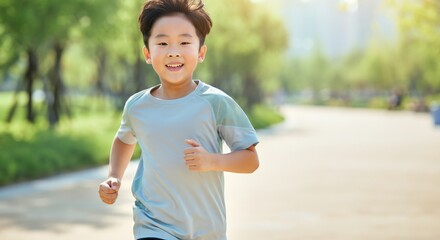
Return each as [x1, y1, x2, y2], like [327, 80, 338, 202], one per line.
[143, 13, 207, 86]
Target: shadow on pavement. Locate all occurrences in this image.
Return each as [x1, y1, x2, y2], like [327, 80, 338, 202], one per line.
[0, 164, 136, 234]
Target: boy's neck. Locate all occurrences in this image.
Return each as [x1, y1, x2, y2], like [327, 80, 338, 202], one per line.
[153, 80, 198, 100]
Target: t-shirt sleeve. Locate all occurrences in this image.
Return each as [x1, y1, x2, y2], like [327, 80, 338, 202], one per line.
[217, 97, 259, 152]
[116, 98, 137, 145]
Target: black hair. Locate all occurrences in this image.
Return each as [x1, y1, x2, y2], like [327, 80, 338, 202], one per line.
[138, 0, 212, 49]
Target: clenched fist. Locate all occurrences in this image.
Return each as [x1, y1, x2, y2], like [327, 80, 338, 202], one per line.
[183, 139, 217, 172]
[98, 177, 121, 204]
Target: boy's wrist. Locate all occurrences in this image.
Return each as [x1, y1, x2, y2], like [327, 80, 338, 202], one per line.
[108, 174, 122, 181]
[211, 153, 221, 172]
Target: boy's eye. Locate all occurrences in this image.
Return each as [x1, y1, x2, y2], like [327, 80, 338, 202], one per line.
[158, 42, 168, 46]
[181, 42, 191, 45]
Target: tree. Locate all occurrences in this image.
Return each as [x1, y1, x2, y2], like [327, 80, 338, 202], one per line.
[0, 0, 49, 123]
[199, 0, 288, 108]
[41, 0, 121, 125]
[388, 0, 440, 95]
[0, 0, 121, 125]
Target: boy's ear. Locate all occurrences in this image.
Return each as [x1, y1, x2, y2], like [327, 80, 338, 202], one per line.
[143, 47, 152, 64]
[198, 45, 207, 63]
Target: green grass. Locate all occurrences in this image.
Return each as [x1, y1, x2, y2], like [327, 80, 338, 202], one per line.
[0, 92, 138, 186]
[0, 112, 124, 186]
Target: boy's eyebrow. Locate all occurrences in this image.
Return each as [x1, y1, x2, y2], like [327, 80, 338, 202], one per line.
[154, 33, 194, 38]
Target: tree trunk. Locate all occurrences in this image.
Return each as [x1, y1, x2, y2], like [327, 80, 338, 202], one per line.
[134, 56, 145, 92]
[26, 49, 38, 122]
[95, 49, 107, 96]
[6, 48, 38, 123]
[243, 73, 263, 109]
[48, 42, 70, 126]
[5, 83, 21, 123]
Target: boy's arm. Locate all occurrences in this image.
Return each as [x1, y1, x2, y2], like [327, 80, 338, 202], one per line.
[99, 137, 136, 204]
[108, 137, 136, 179]
[184, 139, 259, 173]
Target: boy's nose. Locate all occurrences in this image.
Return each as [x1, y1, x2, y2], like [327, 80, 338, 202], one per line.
[167, 52, 181, 57]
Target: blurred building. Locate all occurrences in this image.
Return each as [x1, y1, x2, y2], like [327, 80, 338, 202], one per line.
[269, 0, 397, 58]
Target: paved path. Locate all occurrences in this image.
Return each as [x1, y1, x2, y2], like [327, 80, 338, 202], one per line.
[1, 105, 440, 240]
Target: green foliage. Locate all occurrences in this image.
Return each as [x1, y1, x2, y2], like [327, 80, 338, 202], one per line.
[388, 0, 440, 96]
[248, 104, 284, 130]
[199, 0, 288, 105]
[0, 93, 142, 186]
[0, 112, 113, 186]
[0, 113, 144, 186]
[0, 131, 93, 185]
[277, 1, 440, 109]
[367, 97, 388, 109]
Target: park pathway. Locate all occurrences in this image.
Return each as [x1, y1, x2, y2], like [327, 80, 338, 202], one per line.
[1, 105, 440, 240]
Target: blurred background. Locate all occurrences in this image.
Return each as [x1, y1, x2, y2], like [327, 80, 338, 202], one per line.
[2, 0, 439, 185]
[0, 0, 440, 238]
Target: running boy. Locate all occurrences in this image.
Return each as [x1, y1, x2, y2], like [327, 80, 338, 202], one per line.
[98, 0, 259, 239]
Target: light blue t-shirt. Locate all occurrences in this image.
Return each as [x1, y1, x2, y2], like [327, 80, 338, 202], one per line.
[117, 80, 259, 240]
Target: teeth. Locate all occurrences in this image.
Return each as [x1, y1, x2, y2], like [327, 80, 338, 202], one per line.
[167, 64, 183, 68]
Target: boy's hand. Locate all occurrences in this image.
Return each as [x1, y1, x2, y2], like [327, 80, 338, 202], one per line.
[184, 139, 217, 172]
[98, 177, 121, 204]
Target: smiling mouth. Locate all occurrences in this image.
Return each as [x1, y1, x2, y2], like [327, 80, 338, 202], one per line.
[166, 64, 184, 68]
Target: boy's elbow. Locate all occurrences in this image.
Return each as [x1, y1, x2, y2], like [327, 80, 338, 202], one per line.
[249, 158, 259, 173]
[246, 151, 259, 173]
[246, 145, 259, 173]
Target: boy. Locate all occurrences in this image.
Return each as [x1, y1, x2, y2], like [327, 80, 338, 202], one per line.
[98, 0, 259, 239]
